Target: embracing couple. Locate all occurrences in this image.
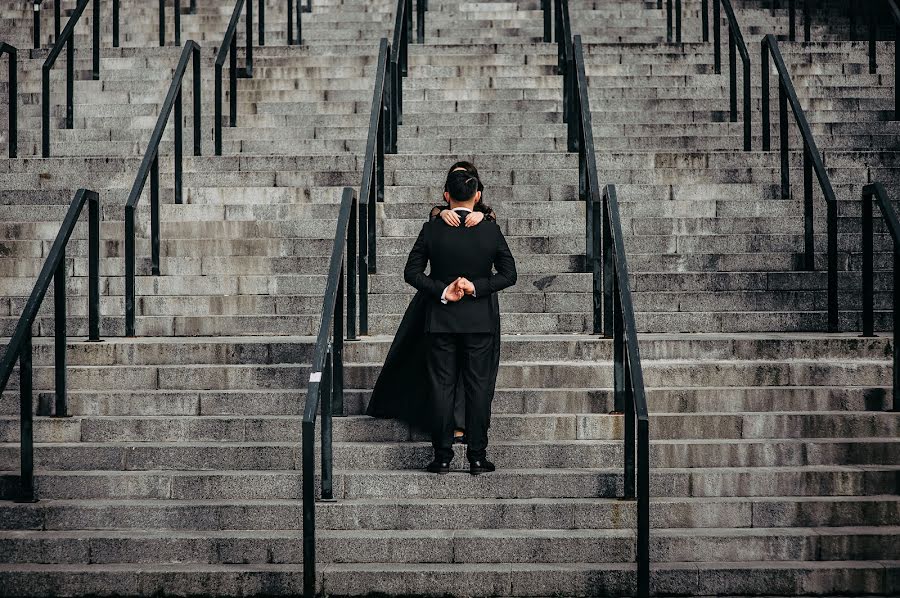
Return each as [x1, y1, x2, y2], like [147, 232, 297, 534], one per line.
[366, 162, 518, 475]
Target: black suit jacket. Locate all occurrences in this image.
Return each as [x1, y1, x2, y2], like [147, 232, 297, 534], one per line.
[404, 212, 517, 334]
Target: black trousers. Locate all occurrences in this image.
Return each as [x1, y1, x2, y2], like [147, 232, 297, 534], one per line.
[427, 332, 495, 463]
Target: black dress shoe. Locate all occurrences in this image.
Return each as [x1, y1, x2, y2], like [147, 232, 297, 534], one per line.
[469, 459, 496, 475]
[426, 460, 451, 474]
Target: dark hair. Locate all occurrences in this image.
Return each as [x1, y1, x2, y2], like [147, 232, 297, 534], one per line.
[445, 169, 479, 202]
[444, 161, 492, 215]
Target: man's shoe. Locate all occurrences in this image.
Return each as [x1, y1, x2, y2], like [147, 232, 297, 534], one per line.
[469, 459, 496, 475]
[426, 460, 451, 474]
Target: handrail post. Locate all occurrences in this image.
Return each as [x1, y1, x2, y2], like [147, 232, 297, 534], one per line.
[175, 0, 182, 46]
[347, 195, 358, 341]
[602, 188, 613, 338]
[333, 263, 346, 411]
[742, 54, 751, 151]
[728, 27, 737, 122]
[713, 0, 721, 73]
[321, 350, 334, 499]
[894, 249, 900, 411]
[802, 145, 813, 270]
[54, 0, 60, 42]
[543, 0, 551, 42]
[761, 40, 770, 151]
[636, 418, 650, 597]
[113, 0, 119, 47]
[675, 0, 681, 43]
[92, 0, 99, 80]
[229, 36, 238, 126]
[612, 273, 625, 413]
[778, 79, 789, 199]
[175, 87, 184, 204]
[623, 325, 635, 499]
[297, 0, 303, 45]
[895, 21, 899, 119]
[861, 187, 874, 337]
[287, 0, 294, 45]
[88, 191, 100, 342]
[3, 46, 16, 159]
[159, 0, 166, 46]
[193, 44, 201, 156]
[702, 0, 709, 42]
[33, 1, 41, 50]
[803, 0, 811, 42]
[417, 0, 425, 43]
[666, 0, 673, 43]
[66, 36, 73, 129]
[869, 1, 877, 75]
[246, 0, 254, 76]
[125, 205, 136, 336]
[826, 197, 838, 332]
[16, 327, 36, 503]
[301, 417, 316, 597]
[41, 62, 50, 157]
[150, 153, 161, 276]
[53, 251, 68, 418]
[215, 60, 223, 155]
[788, 0, 796, 41]
[259, 0, 265, 45]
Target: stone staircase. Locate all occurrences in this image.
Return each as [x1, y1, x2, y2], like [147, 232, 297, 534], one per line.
[0, 0, 897, 596]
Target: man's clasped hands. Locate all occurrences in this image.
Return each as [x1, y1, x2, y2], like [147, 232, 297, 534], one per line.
[443, 277, 475, 302]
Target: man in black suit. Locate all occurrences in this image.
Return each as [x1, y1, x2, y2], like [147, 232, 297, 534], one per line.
[404, 169, 517, 475]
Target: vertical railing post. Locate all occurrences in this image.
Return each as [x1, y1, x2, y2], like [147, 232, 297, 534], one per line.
[174, 87, 183, 204]
[742, 55, 751, 151]
[702, 0, 709, 42]
[417, 0, 425, 43]
[125, 205, 136, 336]
[92, 0, 100, 80]
[53, 251, 68, 418]
[65, 36, 73, 129]
[215, 61, 223, 155]
[591, 192, 602, 335]
[150, 153, 161, 276]
[602, 191, 613, 338]
[893, 247, 899, 411]
[675, 0, 681, 44]
[869, 2, 877, 75]
[16, 327, 36, 503]
[113, 0, 120, 47]
[321, 351, 334, 500]
[636, 418, 650, 597]
[612, 272, 625, 411]
[229, 36, 237, 126]
[333, 265, 345, 413]
[543, 0, 551, 42]
[666, 0, 673, 43]
[88, 191, 100, 342]
[803, 0, 811, 42]
[802, 145, 813, 270]
[788, 0, 796, 41]
[259, 0, 266, 45]
[728, 28, 737, 122]
[246, 0, 254, 76]
[895, 22, 899, 120]
[41, 64, 50, 157]
[713, 0, 721, 73]
[159, 0, 166, 46]
[54, 0, 61, 42]
[287, 0, 294, 45]
[861, 188, 874, 337]
[297, 0, 303, 45]
[193, 44, 201, 156]
[33, 1, 41, 50]
[5, 47, 16, 159]
[761, 41, 770, 151]
[175, 0, 182, 46]
[623, 346, 635, 499]
[826, 198, 838, 332]
[778, 80, 789, 199]
[347, 195, 358, 341]
[301, 418, 316, 596]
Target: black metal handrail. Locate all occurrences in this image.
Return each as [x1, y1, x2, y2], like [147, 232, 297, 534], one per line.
[702, 0, 751, 150]
[214, 0, 255, 155]
[553, 0, 574, 149]
[567, 34, 650, 598]
[761, 34, 839, 332]
[124, 41, 202, 337]
[785, 0, 811, 42]
[666, 0, 682, 43]
[0, 188, 101, 503]
[358, 38, 390, 336]
[386, 0, 412, 153]
[287, 0, 311, 46]
[301, 186, 357, 598]
[860, 182, 899, 412]
[41, 0, 100, 158]
[158, 0, 183, 47]
[866, 0, 900, 119]
[1, 42, 16, 158]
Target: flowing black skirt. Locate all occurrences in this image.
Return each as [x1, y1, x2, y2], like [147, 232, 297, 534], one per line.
[365, 290, 501, 432]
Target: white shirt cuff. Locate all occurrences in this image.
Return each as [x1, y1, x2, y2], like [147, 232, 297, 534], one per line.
[441, 286, 449, 304]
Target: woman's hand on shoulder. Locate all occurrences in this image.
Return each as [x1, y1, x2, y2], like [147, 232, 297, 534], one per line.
[440, 209, 461, 227]
[464, 211, 485, 227]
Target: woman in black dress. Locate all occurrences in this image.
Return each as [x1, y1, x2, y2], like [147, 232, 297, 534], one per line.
[366, 162, 501, 443]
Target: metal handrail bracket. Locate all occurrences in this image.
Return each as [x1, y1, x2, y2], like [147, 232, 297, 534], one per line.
[0, 189, 101, 503]
[124, 41, 202, 336]
[761, 34, 839, 332]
